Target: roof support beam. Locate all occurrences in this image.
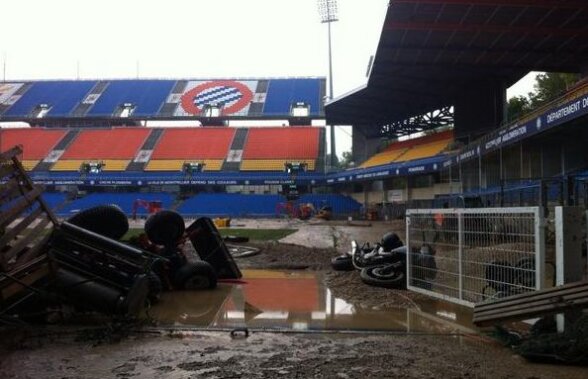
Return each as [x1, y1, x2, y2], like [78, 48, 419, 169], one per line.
[385, 22, 588, 38]
[392, 0, 588, 9]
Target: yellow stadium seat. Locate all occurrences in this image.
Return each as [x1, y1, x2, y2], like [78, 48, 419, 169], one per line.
[145, 159, 224, 171]
[240, 160, 316, 171]
[396, 140, 451, 162]
[359, 149, 407, 168]
[101, 160, 130, 171]
[51, 160, 86, 171]
[21, 160, 39, 171]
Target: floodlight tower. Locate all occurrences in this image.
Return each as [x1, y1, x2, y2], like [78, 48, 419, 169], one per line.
[318, 0, 338, 168]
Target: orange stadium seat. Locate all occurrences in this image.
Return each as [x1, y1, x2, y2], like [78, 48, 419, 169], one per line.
[242, 127, 319, 160]
[0, 128, 67, 170]
[150, 128, 235, 161]
[60, 128, 150, 160]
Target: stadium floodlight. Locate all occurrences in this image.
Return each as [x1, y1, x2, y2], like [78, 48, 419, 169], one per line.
[318, 0, 338, 23]
[290, 102, 310, 117]
[317, 0, 338, 167]
[202, 104, 222, 118]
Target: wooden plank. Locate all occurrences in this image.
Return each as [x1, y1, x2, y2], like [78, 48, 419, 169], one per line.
[10, 155, 58, 226]
[0, 186, 44, 229]
[476, 281, 588, 310]
[475, 289, 588, 319]
[473, 281, 588, 325]
[474, 296, 588, 326]
[0, 262, 49, 301]
[0, 146, 23, 161]
[0, 178, 22, 203]
[13, 230, 53, 268]
[2, 216, 51, 265]
[0, 163, 15, 179]
[0, 206, 43, 249]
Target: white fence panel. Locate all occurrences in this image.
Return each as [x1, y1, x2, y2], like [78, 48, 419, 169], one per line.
[406, 207, 545, 307]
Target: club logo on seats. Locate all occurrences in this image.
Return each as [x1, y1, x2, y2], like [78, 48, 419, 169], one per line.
[180, 80, 253, 116]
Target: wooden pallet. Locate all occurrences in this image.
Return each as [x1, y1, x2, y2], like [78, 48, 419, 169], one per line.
[473, 280, 588, 326]
[0, 145, 59, 307]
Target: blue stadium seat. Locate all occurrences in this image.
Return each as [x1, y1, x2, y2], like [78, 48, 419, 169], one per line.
[4, 81, 97, 117]
[57, 192, 174, 217]
[263, 79, 322, 116]
[87, 80, 176, 117]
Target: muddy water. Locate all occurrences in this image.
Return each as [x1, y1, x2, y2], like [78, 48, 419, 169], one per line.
[149, 269, 475, 333]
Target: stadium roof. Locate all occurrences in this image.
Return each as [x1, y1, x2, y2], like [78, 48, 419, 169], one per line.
[326, 0, 588, 126]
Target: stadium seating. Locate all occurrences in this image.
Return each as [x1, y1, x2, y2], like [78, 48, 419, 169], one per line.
[240, 159, 316, 171]
[241, 127, 319, 171]
[51, 128, 150, 171]
[0, 128, 67, 170]
[3, 81, 97, 117]
[56, 192, 174, 217]
[146, 128, 235, 171]
[86, 80, 176, 117]
[360, 130, 453, 168]
[177, 193, 360, 218]
[263, 79, 322, 116]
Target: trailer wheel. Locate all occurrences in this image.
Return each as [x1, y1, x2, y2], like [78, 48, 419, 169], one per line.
[145, 210, 185, 246]
[174, 261, 217, 290]
[67, 205, 129, 240]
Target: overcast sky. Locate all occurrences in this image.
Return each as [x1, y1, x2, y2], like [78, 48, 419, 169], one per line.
[1, 0, 535, 156]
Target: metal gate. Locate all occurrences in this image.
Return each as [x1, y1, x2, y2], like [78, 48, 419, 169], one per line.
[406, 207, 545, 307]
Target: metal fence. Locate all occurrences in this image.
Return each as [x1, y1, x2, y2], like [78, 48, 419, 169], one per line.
[406, 207, 545, 307]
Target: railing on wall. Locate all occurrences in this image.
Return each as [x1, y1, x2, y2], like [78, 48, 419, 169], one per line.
[406, 207, 545, 307]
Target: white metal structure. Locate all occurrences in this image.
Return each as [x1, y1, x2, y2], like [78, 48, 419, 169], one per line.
[406, 207, 545, 307]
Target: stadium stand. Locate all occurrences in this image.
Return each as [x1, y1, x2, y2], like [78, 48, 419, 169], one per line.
[360, 130, 453, 168]
[241, 127, 319, 171]
[264, 79, 322, 116]
[177, 193, 360, 218]
[56, 192, 174, 217]
[0, 128, 67, 170]
[146, 128, 235, 171]
[51, 128, 150, 171]
[86, 80, 176, 117]
[3, 81, 97, 117]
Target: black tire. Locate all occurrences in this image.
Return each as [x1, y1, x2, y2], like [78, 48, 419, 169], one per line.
[67, 204, 129, 240]
[360, 264, 406, 289]
[173, 261, 217, 290]
[147, 272, 163, 303]
[145, 210, 185, 246]
[515, 257, 535, 288]
[224, 235, 249, 243]
[331, 255, 354, 271]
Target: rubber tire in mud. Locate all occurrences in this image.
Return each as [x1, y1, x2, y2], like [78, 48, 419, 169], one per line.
[331, 255, 354, 271]
[174, 261, 218, 290]
[145, 210, 185, 246]
[67, 204, 129, 240]
[147, 272, 163, 303]
[224, 235, 250, 243]
[360, 264, 406, 289]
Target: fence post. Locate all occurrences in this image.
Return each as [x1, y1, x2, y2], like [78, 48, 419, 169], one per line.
[458, 209, 464, 300]
[405, 213, 411, 289]
[535, 206, 545, 291]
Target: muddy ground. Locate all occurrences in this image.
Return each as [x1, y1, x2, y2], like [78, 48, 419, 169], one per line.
[1, 219, 587, 378]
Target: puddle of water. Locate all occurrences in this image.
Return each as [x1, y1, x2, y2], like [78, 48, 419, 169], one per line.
[148, 269, 475, 333]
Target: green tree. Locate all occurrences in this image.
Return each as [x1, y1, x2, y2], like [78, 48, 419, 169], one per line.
[507, 95, 531, 121]
[338, 151, 354, 169]
[528, 72, 580, 107]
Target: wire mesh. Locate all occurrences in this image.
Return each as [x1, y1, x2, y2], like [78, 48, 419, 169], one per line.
[406, 207, 544, 307]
